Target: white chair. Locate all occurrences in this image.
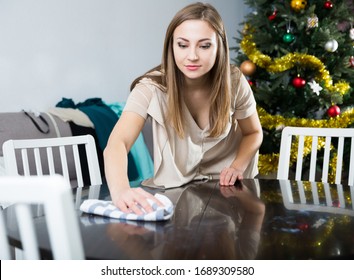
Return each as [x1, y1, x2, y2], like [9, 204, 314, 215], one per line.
[1, 135, 101, 258]
[2, 135, 102, 189]
[277, 126, 354, 186]
[0, 175, 84, 259]
[2, 134, 102, 211]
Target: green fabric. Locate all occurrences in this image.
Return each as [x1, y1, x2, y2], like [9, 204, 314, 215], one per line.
[56, 98, 140, 181]
[57, 98, 117, 150]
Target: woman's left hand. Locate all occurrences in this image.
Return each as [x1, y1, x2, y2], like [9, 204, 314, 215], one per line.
[219, 167, 243, 186]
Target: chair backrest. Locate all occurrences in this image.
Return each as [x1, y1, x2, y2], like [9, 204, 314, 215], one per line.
[277, 127, 354, 186]
[2, 135, 102, 188]
[0, 175, 84, 259]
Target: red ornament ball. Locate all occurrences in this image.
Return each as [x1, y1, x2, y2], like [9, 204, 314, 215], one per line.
[292, 76, 306, 88]
[268, 11, 277, 21]
[248, 80, 256, 87]
[324, 1, 333, 9]
[268, 14, 276, 21]
[327, 105, 340, 117]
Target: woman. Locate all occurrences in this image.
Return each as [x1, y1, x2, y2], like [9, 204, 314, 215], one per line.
[104, 2, 263, 214]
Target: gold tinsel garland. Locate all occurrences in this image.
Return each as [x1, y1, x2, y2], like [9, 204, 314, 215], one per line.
[240, 34, 351, 96]
[257, 106, 354, 177]
[258, 106, 354, 130]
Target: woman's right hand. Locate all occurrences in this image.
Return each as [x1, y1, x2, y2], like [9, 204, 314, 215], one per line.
[112, 187, 164, 215]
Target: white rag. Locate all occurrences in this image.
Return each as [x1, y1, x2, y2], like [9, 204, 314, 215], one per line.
[79, 193, 174, 221]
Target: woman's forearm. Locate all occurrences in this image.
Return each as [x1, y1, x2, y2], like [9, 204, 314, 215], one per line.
[230, 130, 263, 172]
[103, 111, 146, 202]
[104, 141, 131, 200]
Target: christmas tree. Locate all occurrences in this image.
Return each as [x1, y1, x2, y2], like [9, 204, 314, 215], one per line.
[233, 0, 354, 178]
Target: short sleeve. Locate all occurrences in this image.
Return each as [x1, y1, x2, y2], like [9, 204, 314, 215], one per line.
[123, 80, 155, 119]
[231, 67, 257, 119]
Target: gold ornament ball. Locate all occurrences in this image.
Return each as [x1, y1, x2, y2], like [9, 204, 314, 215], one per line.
[240, 60, 256, 76]
[291, 0, 307, 12]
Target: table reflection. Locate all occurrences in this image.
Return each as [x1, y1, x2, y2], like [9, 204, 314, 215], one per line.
[79, 180, 265, 259]
[280, 180, 354, 216]
[3, 178, 354, 259]
[258, 179, 354, 259]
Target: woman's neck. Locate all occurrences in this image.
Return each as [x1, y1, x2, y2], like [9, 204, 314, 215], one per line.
[182, 74, 211, 94]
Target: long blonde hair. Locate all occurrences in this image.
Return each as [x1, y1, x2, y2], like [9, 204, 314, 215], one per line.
[131, 2, 231, 138]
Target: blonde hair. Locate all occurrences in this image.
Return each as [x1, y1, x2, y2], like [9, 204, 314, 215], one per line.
[131, 2, 231, 138]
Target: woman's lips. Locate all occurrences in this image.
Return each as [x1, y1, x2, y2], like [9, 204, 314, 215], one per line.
[185, 65, 200, 71]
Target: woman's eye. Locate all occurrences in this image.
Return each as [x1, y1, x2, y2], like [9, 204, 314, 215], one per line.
[200, 43, 211, 49]
[177, 43, 188, 49]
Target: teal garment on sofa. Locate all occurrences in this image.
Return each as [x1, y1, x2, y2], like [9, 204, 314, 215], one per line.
[108, 102, 154, 186]
[56, 98, 140, 182]
[56, 98, 116, 150]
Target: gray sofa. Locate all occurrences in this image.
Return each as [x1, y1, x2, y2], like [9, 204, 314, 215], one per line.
[0, 110, 153, 180]
[0, 112, 70, 173]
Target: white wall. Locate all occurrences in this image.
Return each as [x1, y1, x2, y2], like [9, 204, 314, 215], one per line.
[0, 0, 248, 112]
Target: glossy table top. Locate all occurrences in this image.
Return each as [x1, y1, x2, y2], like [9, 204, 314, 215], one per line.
[4, 178, 354, 259]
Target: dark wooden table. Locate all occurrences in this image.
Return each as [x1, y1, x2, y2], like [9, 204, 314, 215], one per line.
[4, 178, 354, 259]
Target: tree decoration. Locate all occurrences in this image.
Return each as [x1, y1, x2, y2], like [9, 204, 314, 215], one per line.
[308, 80, 323, 95]
[283, 20, 295, 43]
[324, 39, 339, 52]
[248, 80, 256, 87]
[240, 60, 257, 76]
[283, 32, 295, 43]
[292, 76, 306, 88]
[290, 0, 308, 12]
[240, 35, 350, 96]
[307, 14, 319, 29]
[257, 106, 354, 131]
[349, 56, 354, 67]
[349, 27, 354, 40]
[268, 8, 277, 21]
[327, 105, 341, 117]
[323, 1, 334, 9]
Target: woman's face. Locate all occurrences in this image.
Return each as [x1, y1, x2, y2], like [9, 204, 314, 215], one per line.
[173, 19, 218, 82]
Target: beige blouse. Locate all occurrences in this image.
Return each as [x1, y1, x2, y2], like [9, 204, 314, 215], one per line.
[124, 67, 258, 188]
